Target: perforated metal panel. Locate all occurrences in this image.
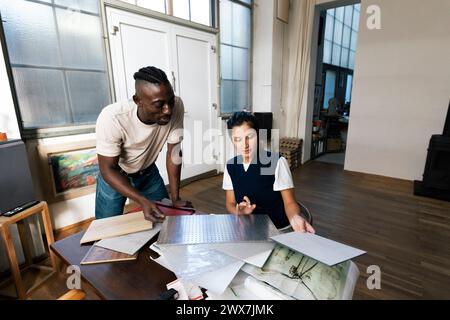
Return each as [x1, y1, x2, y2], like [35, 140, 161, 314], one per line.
[157, 214, 279, 245]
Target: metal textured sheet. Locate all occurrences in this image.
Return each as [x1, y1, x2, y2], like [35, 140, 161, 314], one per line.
[157, 214, 279, 245]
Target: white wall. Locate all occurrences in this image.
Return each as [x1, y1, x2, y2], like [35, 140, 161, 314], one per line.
[344, 0, 450, 180]
[252, 0, 286, 134]
[253, 0, 275, 114]
[0, 40, 20, 139]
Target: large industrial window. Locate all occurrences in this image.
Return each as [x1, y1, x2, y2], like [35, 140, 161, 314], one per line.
[121, 0, 215, 27]
[0, 0, 111, 134]
[323, 4, 359, 70]
[219, 0, 252, 115]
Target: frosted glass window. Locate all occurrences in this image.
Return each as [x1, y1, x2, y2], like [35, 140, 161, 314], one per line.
[349, 50, 356, 69]
[173, 0, 190, 20]
[333, 21, 343, 44]
[352, 9, 360, 31]
[220, 80, 233, 113]
[323, 40, 332, 64]
[220, 0, 252, 114]
[345, 74, 353, 103]
[220, 45, 232, 79]
[355, 4, 361, 12]
[324, 15, 334, 41]
[136, 0, 166, 13]
[323, 71, 336, 109]
[240, 0, 252, 4]
[335, 7, 344, 22]
[191, 0, 211, 26]
[350, 30, 358, 51]
[332, 44, 341, 66]
[56, 9, 106, 70]
[1, 0, 111, 131]
[327, 8, 335, 17]
[1, 0, 60, 67]
[341, 48, 349, 68]
[66, 71, 110, 123]
[220, 0, 232, 44]
[232, 48, 249, 81]
[55, 0, 99, 14]
[232, 3, 251, 48]
[12, 68, 69, 128]
[233, 81, 249, 111]
[344, 6, 353, 26]
[342, 26, 351, 48]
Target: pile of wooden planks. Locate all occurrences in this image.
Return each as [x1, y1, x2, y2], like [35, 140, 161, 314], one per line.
[279, 138, 303, 169]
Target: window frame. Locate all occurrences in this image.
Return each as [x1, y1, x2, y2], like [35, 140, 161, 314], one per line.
[1, 0, 220, 139]
[0, 0, 113, 139]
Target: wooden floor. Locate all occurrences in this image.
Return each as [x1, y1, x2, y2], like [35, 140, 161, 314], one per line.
[3, 161, 449, 299]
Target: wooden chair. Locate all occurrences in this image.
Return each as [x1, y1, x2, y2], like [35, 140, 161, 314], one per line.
[299, 202, 313, 225]
[57, 289, 86, 300]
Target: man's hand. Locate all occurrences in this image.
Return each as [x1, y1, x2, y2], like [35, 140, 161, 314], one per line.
[171, 198, 193, 208]
[236, 196, 256, 215]
[142, 200, 165, 223]
[289, 214, 315, 233]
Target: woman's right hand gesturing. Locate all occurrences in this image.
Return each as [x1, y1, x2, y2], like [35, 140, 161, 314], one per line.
[236, 196, 256, 215]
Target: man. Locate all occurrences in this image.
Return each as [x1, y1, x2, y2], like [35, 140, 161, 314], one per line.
[95, 66, 188, 222]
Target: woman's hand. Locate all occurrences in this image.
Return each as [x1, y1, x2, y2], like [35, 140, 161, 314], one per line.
[289, 214, 315, 233]
[236, 196, 256, 215]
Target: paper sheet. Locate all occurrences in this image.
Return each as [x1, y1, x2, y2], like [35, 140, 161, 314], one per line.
[271, 232, 366, 266]
[96, 223, 162, 255]
[189, 260, 245, 295]
[160, 245, 240, 280]
[205, 242, 275, 268]
[241, 245, 360, 300]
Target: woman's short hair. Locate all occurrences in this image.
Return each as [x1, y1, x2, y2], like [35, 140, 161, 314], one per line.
[226, 112, 260, 132]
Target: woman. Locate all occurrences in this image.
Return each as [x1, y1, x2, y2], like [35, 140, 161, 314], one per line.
[223, 112, 315, 233]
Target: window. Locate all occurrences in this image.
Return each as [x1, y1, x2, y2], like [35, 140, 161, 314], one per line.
[136, 0, 167, 13]
[122, 0, 214, 27]
[323, 4, 359, 70]
[345, 74, 353, 103]
[1, 0, 110, 131]
[323, 70, 336, 109]
[219, 0, 252, 114]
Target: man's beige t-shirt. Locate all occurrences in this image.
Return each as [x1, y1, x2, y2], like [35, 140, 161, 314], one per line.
[96, 97, 184, 174]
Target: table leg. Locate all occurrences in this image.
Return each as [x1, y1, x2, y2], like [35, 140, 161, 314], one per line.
[0, 225, 27, 299]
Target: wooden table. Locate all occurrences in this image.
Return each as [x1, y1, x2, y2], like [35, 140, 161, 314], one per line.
[50, 231, 176, 300]
[0, 201, 57, 299]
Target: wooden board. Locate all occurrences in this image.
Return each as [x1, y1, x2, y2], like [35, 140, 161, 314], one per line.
[80, 211, 153, 244]
[80, 244, 137, 265]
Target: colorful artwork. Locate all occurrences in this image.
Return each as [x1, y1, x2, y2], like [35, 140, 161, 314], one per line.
[50, 148, 99, 193]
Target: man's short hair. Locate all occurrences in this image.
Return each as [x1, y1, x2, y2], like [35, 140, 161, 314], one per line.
[133, 66, 170, 85]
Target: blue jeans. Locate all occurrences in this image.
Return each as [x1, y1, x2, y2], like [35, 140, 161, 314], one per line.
[95, 163, 169, 219]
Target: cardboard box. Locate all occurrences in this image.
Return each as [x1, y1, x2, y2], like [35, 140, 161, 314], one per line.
[327, 138, 342, 152]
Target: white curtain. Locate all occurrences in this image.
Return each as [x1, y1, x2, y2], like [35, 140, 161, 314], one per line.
[281, 0, 316, 137]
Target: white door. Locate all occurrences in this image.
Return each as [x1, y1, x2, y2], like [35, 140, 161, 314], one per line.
[171, 27, 219, 179]
[106, 7, 219, 182]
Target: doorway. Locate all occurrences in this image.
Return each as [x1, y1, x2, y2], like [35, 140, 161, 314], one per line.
[105, 6, 219, 181]
[311, 2, 360, 166]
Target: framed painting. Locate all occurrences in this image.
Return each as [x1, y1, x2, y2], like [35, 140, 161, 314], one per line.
[37, 140, 99, 203]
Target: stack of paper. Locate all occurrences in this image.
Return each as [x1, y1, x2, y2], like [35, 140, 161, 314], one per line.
[151, 230, 365, 300]
[79, 212, 161, 265]
[150, 215, 281, 295]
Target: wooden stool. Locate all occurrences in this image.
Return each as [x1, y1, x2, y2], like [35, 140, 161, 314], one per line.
[0, 201, 57, 299]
